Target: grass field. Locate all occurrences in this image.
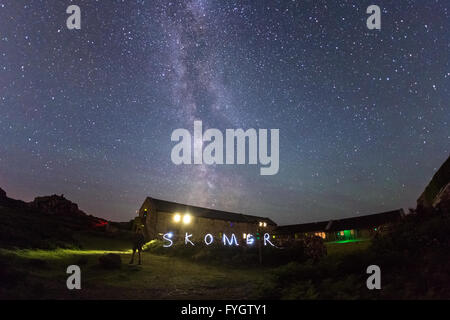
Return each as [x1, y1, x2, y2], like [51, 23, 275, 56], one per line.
[3, 226, 449, 300]
[0, 245, 272, 299]
[325, 239, 371, 256]
[0, 236, 368, 300]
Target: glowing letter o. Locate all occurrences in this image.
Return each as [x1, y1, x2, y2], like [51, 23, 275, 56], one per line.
[204, 233, 214, 245]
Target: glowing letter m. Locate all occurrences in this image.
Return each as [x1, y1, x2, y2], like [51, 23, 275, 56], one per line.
[223, 233, 239, 246]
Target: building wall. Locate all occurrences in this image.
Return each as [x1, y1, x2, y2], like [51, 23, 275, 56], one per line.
[138, 198, 275, 243]
[275, 227, 378, 243]
[139, 198, 274, 243]
[139, 198, 156, 239]
[152, 211, 274, 242]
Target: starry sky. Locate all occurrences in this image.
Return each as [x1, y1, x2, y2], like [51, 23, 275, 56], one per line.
[0, 0, 449, 224]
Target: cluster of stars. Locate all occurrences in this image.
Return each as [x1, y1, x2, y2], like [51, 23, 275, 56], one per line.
[0, 0, 448, 223]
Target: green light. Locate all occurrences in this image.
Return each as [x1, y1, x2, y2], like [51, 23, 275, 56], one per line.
[343, 230, 352, 239]
[331, 239, 361, 244]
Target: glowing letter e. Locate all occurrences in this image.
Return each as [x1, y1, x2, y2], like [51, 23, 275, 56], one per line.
[246, 234, 255, 245]
[223, 233, 239, 246]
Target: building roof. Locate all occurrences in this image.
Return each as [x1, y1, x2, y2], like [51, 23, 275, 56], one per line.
[274, 221, 329, 234]
[275, 209, 404, 235]
[144, 197, 277, 226]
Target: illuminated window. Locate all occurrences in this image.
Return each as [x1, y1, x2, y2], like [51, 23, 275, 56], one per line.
[314, 232, 326, 239]
[183, 214, 192, 224]
[263, 222, 267, 227]
[340, 231, 344, 236]
[259, 222, 263, 227]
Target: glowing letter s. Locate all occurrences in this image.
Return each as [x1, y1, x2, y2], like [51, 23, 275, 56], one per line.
[163, 233, 173, 247]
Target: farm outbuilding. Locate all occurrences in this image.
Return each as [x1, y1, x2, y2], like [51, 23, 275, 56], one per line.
[274, 209, 405, 243]
[138, 197, 277, 242]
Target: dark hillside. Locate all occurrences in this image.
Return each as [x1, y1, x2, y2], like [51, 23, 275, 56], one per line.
[0, 188, 130, 249]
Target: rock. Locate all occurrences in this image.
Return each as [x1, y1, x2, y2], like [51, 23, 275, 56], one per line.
[433, 183, 450, 214]
[417, 156, 450, 211]
[0, 187, 28, 208]
[98, 253, 122, 269]
[30, 194, 86, 216]
[0, 187, 6, 199]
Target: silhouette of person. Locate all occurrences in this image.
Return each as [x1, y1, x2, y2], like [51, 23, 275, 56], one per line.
[129, 225, 145, 265]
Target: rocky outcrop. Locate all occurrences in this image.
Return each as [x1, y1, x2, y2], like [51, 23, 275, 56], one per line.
[0, 188, 28, 208]
[433, 183, 450, 214]
[30, 194, 86, 217]
[417, 156, 450, 212]
[0, 187, 121, 249]
[0, 188, 6, 200]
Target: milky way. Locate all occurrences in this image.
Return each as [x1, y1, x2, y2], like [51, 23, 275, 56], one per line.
[0, 0, 449, 224]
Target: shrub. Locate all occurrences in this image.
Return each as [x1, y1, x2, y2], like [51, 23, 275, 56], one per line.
[371, 212, 450, 255]
[142, 239, 312, 267]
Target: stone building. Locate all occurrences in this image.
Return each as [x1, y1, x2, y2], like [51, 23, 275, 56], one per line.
[138, 197, 277, 242]
[274, 209, 405, 243]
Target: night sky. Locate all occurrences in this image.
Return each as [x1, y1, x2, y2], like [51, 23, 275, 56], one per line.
[1, 0, 449, 224]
